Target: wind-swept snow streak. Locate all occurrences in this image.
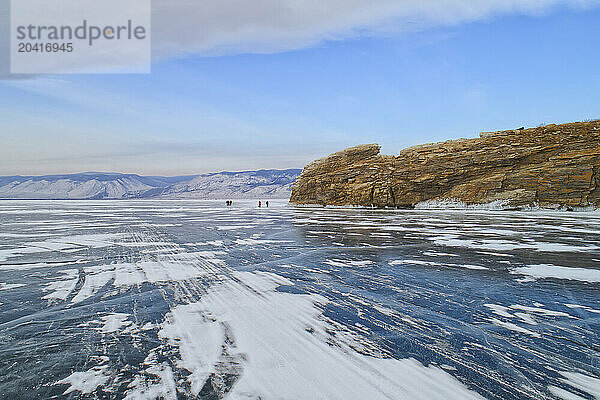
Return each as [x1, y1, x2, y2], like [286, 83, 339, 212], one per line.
[39, 260, 214, 304]
[511, 264, 600, 283]
[55, 366, 110, 395]
[158, 270, 484, 400]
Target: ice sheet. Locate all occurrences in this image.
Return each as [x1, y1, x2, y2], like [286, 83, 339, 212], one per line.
[3, 200, 600, 399]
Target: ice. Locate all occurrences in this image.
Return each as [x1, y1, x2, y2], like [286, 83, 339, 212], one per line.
[484, 304, 514, 318]
[158, 306, 224, 394]
[0, 247, 47, 261]
[548, 385, 587, 400]
[2, 200, 600, 399]
[96, 313, 133, 334]
[42, 269, 79, 300]
[184, 240, 224, 246]
[55, 366, 110, 395]
[113, 263, 147, 286]
[557, 371, 600, 399]
[33, 233, 126, 250]
[0, 233, 127, 262]
[26, 241, 80, 252]
[234, 270, 294, 291]
[461, 264, 489, 270]
[390, 259, 488, 270]
[72, 265, 115, 303]
[490, 318, 541, 338]
[415, 199, 511, 210]
[390, 259, 440, 266]
[66, 261, 209, 303]
[326, 259, 374, 268]
[217, 225, 252, 230]
[422, 251, 460, 257]
[235, 238, 292, 245]
[514, 312, 538, 325]
[565, 304, 600, 314]
[511, 264, 600, 283]
[509, 304, 572, 318]
[169, 251, 227, 263]
[137, 261, 206, 282]
[158, 270, 483, 400]
[118, 241, 174, 247]
[432, 237, 599, 253]
[0, 282, 26, 290]
[124, 363, 178, 400]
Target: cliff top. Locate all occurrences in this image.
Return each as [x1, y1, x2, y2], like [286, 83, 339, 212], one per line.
[291, 119, 600, 208]
[302, 144, 381, 174]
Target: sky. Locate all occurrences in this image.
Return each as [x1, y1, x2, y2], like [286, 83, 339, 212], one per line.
[1, 0, 600, 176]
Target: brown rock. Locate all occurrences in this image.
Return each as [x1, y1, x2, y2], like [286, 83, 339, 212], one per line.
[290, 121, 600, 208]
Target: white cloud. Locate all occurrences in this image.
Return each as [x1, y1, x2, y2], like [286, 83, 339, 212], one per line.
[150, 0, 598, 58]
[1, 0, 596, 74]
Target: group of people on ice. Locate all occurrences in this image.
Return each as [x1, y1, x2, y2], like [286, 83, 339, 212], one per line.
[225, 200, 269, 207]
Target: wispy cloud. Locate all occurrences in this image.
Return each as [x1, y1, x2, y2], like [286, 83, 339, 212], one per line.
[1, 0, 597, 74]
[151, 0, 598, 58]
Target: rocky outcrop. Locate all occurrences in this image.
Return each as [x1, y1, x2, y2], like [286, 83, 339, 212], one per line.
[290, 121, 600, 208]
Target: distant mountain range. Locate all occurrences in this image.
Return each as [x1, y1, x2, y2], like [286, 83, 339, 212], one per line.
[0, 169, 301, 200]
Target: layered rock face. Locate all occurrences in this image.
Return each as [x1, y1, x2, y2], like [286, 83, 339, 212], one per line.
[290, 121, 600, 208]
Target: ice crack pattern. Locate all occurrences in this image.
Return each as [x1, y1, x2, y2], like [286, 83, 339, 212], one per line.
[0, 200, 599, 399]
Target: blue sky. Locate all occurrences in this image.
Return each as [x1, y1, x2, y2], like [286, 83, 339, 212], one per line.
[1, 1, 599, 175]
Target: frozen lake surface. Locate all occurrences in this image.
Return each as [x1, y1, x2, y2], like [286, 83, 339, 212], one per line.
[1, 200, 599, 399]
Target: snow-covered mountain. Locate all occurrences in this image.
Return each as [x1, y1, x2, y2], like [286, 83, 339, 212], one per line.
[0, 170, 301, 200]
[154, 169, 301, 199]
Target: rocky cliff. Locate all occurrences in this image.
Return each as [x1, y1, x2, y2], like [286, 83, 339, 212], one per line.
[290, 121, 600, 208]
